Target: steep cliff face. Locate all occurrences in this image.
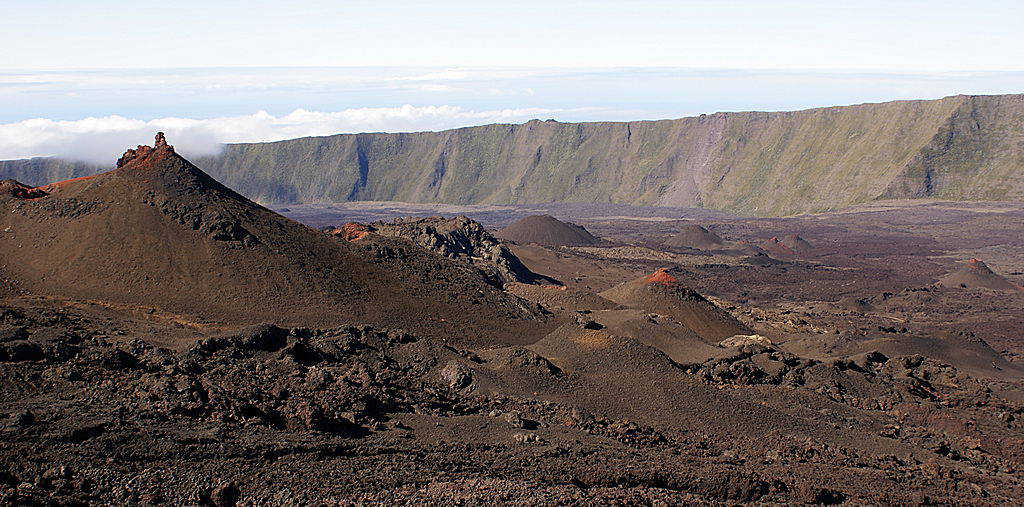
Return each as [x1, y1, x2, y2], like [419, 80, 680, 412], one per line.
[880, 94, 1024, 202]
[3, 94, 1023, 216]
[673, 96, 967, 214]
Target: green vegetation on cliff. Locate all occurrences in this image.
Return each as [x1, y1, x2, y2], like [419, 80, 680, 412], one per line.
[3, 94, 1023, 216]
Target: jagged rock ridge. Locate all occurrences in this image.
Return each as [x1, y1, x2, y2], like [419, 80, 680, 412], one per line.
[332, 215, 549, 286]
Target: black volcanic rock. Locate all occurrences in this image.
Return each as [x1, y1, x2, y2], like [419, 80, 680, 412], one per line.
[370, 215, 549, 286]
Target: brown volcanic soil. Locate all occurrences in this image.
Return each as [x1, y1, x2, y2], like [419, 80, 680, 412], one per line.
[940, 258, 1024, 291]
[505, 282, 620, 312]
[496, 214, 601, 246]
[663, 223, 724, 250]
[0, 135, 550, 348]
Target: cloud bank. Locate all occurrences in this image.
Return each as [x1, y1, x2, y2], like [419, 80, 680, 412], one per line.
[0, 105, 573, 164]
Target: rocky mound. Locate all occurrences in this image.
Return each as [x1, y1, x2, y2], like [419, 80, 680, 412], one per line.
[838, 296, 875, 313]
[496, 215, 601, 246]
[599, 268, 750, 342]
[759, 234, 814, 258]
[663, 224, 724, 250]
[0, 133, 550, 347]
[940, 258, 1024, 291]
[742, 252, 785, 267]
[366, 216, 548, 286]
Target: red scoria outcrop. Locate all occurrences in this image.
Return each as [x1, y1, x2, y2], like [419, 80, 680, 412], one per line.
[117, 132, 174, 168]
[643, 268, 680, 285]
[0, 180, 48, 199]
[329, 222, 374, 242]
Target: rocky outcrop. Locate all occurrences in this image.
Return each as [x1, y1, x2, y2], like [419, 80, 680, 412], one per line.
[369, 216, 546, 286]
[117, 132, 173, 168]
[329, 222, 373, 242]
[0, 180, 47, 199]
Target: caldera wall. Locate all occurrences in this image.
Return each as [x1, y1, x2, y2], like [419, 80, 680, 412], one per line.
[3, 94, 1024, 216]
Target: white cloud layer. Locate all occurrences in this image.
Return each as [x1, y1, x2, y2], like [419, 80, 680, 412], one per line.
[0, 105, 573, 165]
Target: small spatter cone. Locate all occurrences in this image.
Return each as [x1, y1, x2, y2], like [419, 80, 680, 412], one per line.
[643, 268, 679, 285]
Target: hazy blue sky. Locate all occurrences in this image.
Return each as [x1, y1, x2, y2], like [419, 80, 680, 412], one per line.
[2, 1, 1023, 162]
[6, 0, 1023, 71]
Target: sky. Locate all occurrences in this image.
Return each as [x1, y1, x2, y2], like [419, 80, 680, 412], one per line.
[2, 0, 1023, 162]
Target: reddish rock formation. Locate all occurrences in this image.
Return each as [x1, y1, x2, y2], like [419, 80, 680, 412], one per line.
[330, 222, 374, 242]
[117, 132, 174, 168]
[0, 180, 48, 199]
[643, 268, 680, 285]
